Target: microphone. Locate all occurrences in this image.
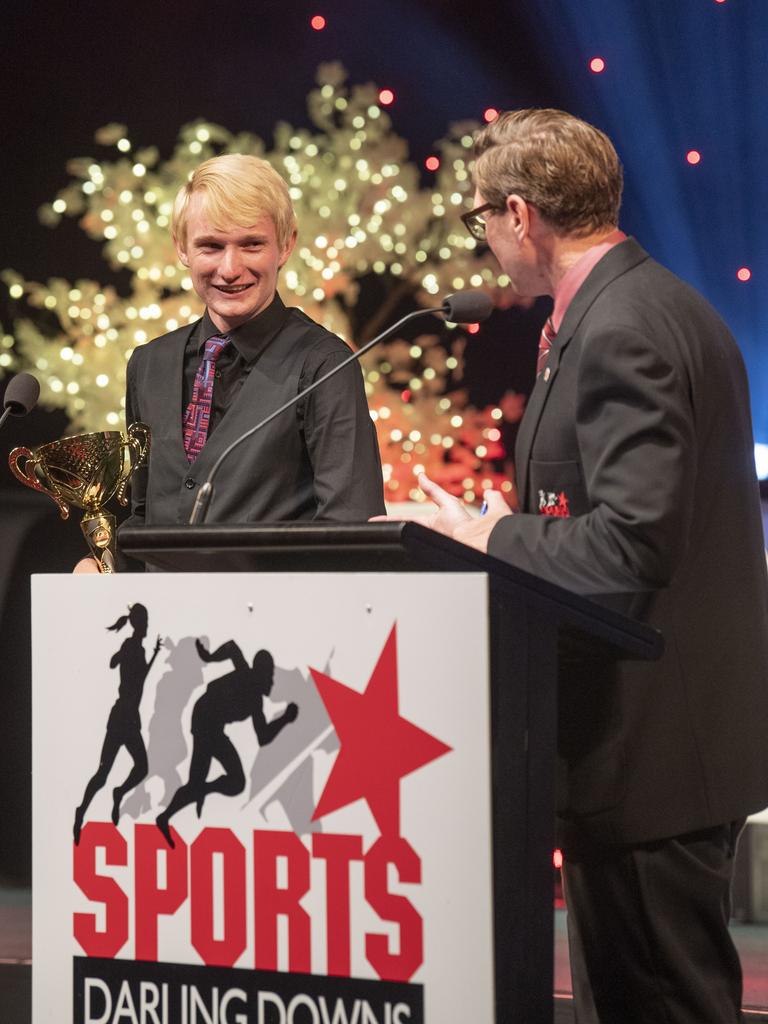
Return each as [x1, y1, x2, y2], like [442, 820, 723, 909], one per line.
[441, 290, 493, 324]
[0, 372, 40, 431]
[189, 290, 493, 524]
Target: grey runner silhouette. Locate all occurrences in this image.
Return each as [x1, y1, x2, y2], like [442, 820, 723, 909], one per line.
[156, 638, 298, 848]
[121, 636, 206, 819]
[73, 604, 162, 844]
[244, 663, 339, 835]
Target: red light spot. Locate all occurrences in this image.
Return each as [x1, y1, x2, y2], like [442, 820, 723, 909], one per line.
[379, 89, 395, 106]
[589, 57, 606, 74]
[686, 150, 701, 165]
[714, 0, 727, 4]
[483, 107, 499, 123]
[488, 428, 501, 442]
[401, 388, 411, 403]
[310, 14, 326, 30]
[425, 155, 440, 172]
[553, 848, 564, 869]
[737, 267, 752, 282]
[467, 323, 480, 335]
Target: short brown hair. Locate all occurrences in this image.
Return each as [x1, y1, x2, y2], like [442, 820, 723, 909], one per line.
[473, 109, 623, 236]
[172, 154, 297, 251]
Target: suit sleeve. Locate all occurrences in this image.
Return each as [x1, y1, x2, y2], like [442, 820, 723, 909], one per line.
[300, 345, 386, 521]
[488, 323, 696, 595]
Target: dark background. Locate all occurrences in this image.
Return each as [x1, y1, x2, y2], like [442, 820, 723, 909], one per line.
[0, 0, 767, 879]
[3, 0, 766, 436]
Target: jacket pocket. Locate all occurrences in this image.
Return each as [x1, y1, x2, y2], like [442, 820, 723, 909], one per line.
[529, 458, 588, 518]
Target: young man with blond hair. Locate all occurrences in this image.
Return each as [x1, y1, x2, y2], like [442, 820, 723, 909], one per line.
[121, 153, 384, 535]
[416, 109, 768, 1023]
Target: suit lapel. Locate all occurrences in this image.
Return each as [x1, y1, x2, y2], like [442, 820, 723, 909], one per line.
[514, 351, 560, 509]
[515, 238, 650, 509]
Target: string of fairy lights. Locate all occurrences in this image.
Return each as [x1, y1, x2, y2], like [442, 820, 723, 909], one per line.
[1, 63, 522, 504]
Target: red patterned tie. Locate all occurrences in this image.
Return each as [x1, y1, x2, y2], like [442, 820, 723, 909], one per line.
[183, 335, 230, 463]
[537, 316, 556, 377]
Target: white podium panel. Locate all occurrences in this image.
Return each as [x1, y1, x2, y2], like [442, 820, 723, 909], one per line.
[32, 572, 494, 1024]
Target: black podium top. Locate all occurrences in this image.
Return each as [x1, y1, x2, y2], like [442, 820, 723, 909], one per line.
[120, 521, 662, 661]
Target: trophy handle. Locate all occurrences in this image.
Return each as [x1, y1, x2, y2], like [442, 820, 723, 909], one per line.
[127, 421, 151, 466]
[115, 421, 151, 507]
[8, 446, 70, 520]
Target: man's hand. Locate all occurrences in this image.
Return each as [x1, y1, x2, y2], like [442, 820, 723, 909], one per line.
[283, 702, 299, 723]
[73, 557, 101, 574]
[370, 474, 513, 553]
[370, 473, 472, 536]
[453, 490, 513, 554]
[414, 474, 474, 536]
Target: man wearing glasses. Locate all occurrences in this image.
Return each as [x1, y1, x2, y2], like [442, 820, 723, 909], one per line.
[418, 109, 768, 1022]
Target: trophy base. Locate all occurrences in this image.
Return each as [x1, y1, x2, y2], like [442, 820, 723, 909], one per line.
[81, 512, 117, 574]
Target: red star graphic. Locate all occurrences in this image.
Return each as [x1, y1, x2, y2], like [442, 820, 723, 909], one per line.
[310, 624, 452, 836]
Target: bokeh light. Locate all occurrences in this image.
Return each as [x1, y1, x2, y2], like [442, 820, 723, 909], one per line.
[686, 150, 701, 165]
[425, 155, 440, 171]
[589, 57, 606, 73]
[310, 14, 326, 30]
[379, 88, 395, 106]
[483, 107, 499, 123]
[737, 267, 752, 282]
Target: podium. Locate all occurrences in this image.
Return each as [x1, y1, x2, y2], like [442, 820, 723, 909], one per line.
[31, 523, 660, 1024]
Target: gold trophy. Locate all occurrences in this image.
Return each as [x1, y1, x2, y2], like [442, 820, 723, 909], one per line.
[8, 423, 150, 573]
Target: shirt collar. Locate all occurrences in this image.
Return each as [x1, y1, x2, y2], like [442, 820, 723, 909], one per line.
[198, 292, 290, 362]
[551, 228, 627, 332]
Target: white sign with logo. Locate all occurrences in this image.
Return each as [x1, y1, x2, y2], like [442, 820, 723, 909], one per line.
[32, 572, 494, 1023]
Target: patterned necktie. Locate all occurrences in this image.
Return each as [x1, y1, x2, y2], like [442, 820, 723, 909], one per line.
[537, 316, 556, 378]
[183, 334, 230, 463]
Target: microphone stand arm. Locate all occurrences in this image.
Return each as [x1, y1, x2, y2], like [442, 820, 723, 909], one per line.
[189, 304, 443, 525]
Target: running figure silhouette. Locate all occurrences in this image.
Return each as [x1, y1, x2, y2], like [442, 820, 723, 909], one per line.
[156, 638, 298, 848]
[73, 604, 162, 844]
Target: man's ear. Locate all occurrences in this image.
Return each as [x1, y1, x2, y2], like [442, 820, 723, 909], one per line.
[174, 237, 190, 268]
[506, 194, 531, 240]
[279, 228, 298, 269]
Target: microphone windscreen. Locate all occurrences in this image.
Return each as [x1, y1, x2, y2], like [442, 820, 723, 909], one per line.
[3, 372, 40, 415]
[441, 290, 494, 324]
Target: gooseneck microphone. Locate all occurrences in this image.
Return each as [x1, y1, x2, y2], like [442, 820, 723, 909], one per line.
[440, 290, 493, 324]
[0, 372, 40, 431]
[188, 290, 494, 525]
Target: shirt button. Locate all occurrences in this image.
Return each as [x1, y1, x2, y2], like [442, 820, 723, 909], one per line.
[185, 478, 196, 489]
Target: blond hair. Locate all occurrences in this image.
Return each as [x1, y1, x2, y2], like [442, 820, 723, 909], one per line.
[474, 109, 623, 236]
[172, 154, 296, 250]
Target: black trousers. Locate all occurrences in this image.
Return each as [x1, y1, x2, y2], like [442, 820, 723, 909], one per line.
[562, 820, 745, 1024]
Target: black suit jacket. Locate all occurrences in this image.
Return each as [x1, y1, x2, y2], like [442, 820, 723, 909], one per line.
[123, 307, 385, 529]
[489, 238, 768, 846]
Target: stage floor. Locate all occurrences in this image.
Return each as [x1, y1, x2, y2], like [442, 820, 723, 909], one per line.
[2, 886, 766, 1022]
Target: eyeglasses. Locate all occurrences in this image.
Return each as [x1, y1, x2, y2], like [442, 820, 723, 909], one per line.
[461, 201, 506, 242]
